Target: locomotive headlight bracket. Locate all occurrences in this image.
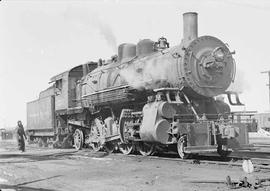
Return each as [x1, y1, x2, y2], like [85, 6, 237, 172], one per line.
[212, 47, 225, 62]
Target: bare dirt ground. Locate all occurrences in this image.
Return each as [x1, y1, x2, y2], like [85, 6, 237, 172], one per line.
[0, 140, 270, 191]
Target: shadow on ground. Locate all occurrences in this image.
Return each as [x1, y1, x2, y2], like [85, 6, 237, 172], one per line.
[0, 175, 62, 191]
[156, 152, 240, 162]
[0, 151, 77, 164]
[0, 149, 112, 164]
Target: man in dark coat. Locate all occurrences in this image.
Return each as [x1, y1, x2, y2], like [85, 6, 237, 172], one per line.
[16, 120, 27, 152]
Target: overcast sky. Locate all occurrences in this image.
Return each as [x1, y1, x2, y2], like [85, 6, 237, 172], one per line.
[1, 0, 270, 128]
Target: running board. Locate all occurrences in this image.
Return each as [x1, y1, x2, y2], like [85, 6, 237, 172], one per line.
[231, 144, 256, 151]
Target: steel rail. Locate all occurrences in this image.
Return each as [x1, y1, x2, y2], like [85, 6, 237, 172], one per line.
[111, 152, 270, 170]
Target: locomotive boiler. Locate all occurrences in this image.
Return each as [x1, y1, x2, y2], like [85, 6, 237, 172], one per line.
[27, 12, 253, 158]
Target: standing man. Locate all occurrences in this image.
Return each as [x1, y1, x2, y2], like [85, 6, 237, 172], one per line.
[16, 120, 27, 152]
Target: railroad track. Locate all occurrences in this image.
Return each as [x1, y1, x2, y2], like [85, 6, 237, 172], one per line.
[25, 141, 270, 168]
[3, 140, 270, 170]
[108, 151, 270, 170]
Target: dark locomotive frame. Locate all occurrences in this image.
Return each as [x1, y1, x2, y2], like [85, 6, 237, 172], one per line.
[26, 12, 254, 159]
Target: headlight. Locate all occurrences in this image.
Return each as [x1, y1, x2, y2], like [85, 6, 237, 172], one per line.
[213, 47, 225, 62]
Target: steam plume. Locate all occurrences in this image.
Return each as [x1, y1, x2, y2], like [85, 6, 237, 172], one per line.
[227, 69, 248, 93]
[93, 18, 117, 53]
[64, 9, 117, 52]
[120, 56, 174, 90]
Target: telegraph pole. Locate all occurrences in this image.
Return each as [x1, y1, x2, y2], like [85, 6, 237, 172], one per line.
[261, 70, 270, 111]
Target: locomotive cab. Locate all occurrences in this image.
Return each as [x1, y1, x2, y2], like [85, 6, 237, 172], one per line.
[27, 63, 97, 147]
[50, 62, 97, 112]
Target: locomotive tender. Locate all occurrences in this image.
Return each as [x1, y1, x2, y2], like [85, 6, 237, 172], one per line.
[27, 12, 252, 158]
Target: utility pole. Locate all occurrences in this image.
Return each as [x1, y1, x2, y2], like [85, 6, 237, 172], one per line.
[261, 70, 270, 111]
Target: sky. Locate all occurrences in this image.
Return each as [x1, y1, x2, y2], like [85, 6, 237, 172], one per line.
[1, 0, 270, 128]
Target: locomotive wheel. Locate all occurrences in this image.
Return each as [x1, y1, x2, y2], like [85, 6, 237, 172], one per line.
[43, 137, 48, 147]
[92, 141, 102, 152]
[138, 142, 155, 156]
[119, 109, 133, 142]
[73, 129, 84, 150]
[38, 138, 43, 147]
[104, 142, 115, 154]
[38, 137, 48, 147]
[177, 136, 191, 159]
[119, 142, 133, 155]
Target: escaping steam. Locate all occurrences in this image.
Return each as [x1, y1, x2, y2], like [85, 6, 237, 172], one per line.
[93, 18, 117, 53]
[121, 55, 248, 93]
[227, 68, 249, 93]
[64, 9, 117, 52]
[120, 56, 175, 90]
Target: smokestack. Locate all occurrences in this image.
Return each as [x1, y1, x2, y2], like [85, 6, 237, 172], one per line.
[183, 12, 198, 42]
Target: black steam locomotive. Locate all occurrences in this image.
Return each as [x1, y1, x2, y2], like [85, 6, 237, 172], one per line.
[27, 12, 253, 158]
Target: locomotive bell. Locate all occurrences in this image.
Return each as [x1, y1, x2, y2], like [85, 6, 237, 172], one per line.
[154, 37, 169, 50]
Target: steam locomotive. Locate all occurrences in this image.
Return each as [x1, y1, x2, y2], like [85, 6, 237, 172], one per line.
[27, 12, 253, 158]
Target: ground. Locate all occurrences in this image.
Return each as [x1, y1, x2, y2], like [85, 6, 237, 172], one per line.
[0, 140, 270, 191]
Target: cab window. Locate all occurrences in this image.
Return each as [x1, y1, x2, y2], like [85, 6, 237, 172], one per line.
[55, 79, 62, 94]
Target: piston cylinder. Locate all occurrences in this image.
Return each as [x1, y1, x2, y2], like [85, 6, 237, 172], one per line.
[157, 102, 176, 118]
[139, 101, 175, 144]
